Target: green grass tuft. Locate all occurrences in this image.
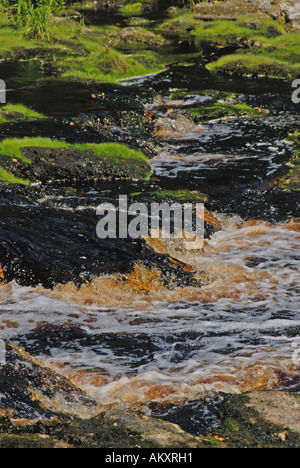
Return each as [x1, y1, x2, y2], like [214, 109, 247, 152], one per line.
[0, 104, 46, 123]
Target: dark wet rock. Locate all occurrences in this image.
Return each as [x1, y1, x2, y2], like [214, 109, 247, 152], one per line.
[0, 343, 98, 420]
[150, 396, 224, 436]
[0, 344, 201, 448]
[0, 203, 199, 289]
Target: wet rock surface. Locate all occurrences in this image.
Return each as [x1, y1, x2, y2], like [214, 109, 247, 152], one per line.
[0, 343, 98, 420]
[210, 391, 300, 448]
[1, 343, 300, 448]
[0, 343, 201, 448]
[0, 201, 199, 289]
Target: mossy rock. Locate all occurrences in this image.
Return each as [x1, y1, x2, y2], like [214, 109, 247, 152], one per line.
[0, 138, 152, 184]
[207, 53, 300, 79]
[158, 5, 300, 80]
[130, 189, 209, 203]
[0, 433, 68, 449]
[205, 391, 300, 448]
[0, 104, 46, 124]
[188, 102, 267, 122]
[277, 132, 300, 191]
[278, 164, 300, 192]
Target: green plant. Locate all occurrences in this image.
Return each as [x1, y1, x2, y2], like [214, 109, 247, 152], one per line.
[9, 0, 65, 39]
[0, 0, 10, 13]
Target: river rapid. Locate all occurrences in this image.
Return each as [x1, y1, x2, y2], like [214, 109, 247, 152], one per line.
[0, 7, 299, 432]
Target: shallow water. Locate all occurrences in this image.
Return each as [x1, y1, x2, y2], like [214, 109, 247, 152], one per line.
[0, 217, 299, 409]
[0, 9, 299, 434]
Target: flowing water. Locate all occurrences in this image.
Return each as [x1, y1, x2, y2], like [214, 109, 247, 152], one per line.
[0, 9, 300, 433]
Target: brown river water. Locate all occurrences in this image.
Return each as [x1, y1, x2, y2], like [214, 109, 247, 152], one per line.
[0, 11, 299, 425]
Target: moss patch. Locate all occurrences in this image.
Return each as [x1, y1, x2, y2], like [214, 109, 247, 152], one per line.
[0, 104, 46, 124]
[120, 2, 144, 17]
[131, 189, 209, 203]
[207, 53, 300, 79]
[202, 392, 300, 448]
[0, 138, 152, 184]
[0, 12, 167, 84]
[188, 102, 267, 122]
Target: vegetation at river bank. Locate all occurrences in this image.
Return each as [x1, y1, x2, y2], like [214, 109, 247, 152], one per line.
[0, 0, 299, 83]
[0, 1, 168, 82]
[159, 4, 300, 79]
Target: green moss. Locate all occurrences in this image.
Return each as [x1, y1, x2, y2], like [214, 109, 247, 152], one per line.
[0, 167, 30, 185]
[0, 15, 74, 59]
[188, 102, 267, 121]
[193, 16, 285, 45]
[0, 12, 166, 83]
[198, 16, 300, 78]
[120, 2, 143, 17]
[205, 393, 300, 448]
[0, 434, 58, 449]
[158, 12, 196, 37]
[207, 53, 300, 79]
[158, 10, 300, 80]
[287, 131, 300, 146]
[59, 45, 164, 83]
[0, 137, 152, 184]
[130, 189, 209, 203]
[0, 104, 46, 123]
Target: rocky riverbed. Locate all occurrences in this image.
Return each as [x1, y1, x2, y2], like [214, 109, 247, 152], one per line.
[0, 0, 299, 449]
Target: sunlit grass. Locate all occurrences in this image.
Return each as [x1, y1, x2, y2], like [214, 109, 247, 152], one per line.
[119, 2, 143, 17]
[0, 104, 46, 122]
